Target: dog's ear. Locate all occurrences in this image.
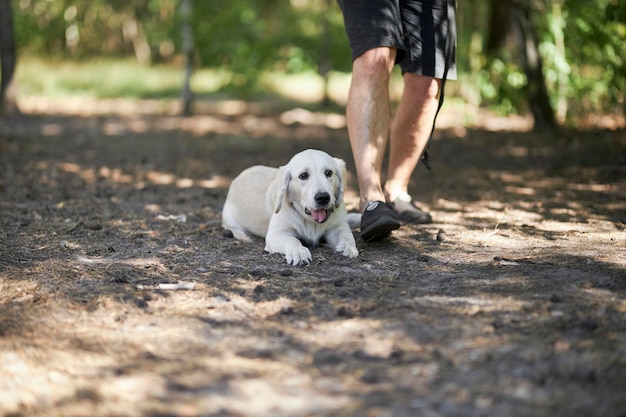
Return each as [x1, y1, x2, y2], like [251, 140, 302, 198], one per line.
[333, 158, 347, 208]
[274, 167, 292, 213]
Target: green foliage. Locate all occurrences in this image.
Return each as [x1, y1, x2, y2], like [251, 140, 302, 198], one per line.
[478, 58, 528, 115]
[13, 0, 179, 59]
[192, 0, 350, 95]
[10, 0, 625, 121]
[563, 0, 625, 117]
[12, 0, 351, 97]
[457, 0, 624, 123]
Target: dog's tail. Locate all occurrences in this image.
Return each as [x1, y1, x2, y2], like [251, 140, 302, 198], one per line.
[346, 212, 361, 230]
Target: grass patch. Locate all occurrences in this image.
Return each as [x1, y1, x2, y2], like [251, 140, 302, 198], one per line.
[15, 57, 356, 106]
[16, 58, 229, 99]
[13, 57, 480, 119]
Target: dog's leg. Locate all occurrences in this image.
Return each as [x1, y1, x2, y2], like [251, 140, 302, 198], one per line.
[325, 224, 359, 259]
[265, 231, 312, 266]
[225, 227, 253, 242]
[222, 206, 254, 242]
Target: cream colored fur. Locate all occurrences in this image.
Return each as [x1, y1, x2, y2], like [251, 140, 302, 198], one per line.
[222, 149, 359, 265]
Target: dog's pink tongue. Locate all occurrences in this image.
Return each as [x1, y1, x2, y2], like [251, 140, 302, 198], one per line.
[311, 209, 328, 223]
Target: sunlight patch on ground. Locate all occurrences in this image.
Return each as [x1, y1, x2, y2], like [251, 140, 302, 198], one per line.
[34, 159, 230, 192]
[416, 295, 530, 315]
[197, 175, 230, 189]
[537, 219, 615, 234]
[568, 182, 626, 193]
[76, 256, 164, 269]
[279, 108, 346, 129]
[196, 376, 351, 417]
[41, 123, 63, 136]
[98, 166, 133, 184]
[504, 185, 536, 196]
[298, 318, 395, 358]
[265, 71, 352, 105]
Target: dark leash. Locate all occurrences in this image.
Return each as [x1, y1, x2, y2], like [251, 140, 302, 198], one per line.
[421, 0, 456, 171]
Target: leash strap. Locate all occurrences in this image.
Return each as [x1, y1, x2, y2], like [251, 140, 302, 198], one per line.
[420, 0, 456, 171]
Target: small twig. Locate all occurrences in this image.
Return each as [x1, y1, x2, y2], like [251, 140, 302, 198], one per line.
[66, 221, 83, 233]
[136, 282, 195, 291]
[482, 222, 501, 238]
[494, 256, 554, 266]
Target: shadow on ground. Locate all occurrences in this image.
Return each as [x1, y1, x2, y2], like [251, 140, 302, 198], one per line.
[1, 106, 625, 417]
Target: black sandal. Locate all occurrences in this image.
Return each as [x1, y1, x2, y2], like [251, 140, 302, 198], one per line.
[391, 194, 433, 224]
[360, 201, 401, 241]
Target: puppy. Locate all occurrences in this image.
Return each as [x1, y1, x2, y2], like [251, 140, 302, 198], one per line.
[222, 149, 359, 265]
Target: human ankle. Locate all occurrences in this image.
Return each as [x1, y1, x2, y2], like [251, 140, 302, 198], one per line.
[360, 192, 385, 211]
[383, 184, 407, 203]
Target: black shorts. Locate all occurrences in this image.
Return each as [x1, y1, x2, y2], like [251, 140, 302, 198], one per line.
[337, 0, 457, 79]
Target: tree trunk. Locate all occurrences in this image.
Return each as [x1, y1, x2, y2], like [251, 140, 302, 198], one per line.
[512, 0, 555, 129]
[551, 1, 568, 124]
[122, 17, 152, 64]
[180, 0, 194, 116]
[318, 0, 332, 108]
[486, 0, 556, 129]
[486, 0, 514, 54]
[0, 0, 20, 115]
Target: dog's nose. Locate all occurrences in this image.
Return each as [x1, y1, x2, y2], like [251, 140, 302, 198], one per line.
[314, 192, 331, 206]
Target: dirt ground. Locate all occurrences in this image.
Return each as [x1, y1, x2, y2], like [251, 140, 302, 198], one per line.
[1, 98, 625, 417]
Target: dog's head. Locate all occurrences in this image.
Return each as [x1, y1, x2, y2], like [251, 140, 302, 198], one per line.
[274, 149, 346, 224]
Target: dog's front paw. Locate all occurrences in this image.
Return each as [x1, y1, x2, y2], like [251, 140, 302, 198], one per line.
[336, 240, 359, 259]
[285, 246, 312, 266]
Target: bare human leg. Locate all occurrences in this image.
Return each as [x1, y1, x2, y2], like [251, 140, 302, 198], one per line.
[346, 47, 396, 212]
[384, 73, 441, 204]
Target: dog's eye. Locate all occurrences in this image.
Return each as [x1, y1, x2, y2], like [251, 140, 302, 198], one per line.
[324, 170, 333, 178]
[299, 172, 309, 180]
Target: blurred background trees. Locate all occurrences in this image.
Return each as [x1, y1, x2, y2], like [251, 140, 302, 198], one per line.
[4, 0, 625, 127]
[0, 0, 19, 114]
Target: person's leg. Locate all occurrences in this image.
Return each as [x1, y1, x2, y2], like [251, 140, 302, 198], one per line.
[382, 0, 456, 224]
[384, 73, 441, 203]
[346, 47, 396, 212]
[346, 47, 402, 241]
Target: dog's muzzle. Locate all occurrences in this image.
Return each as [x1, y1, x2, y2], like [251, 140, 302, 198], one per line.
[303, 192, 334, 223]
[305, 207, 331, 223]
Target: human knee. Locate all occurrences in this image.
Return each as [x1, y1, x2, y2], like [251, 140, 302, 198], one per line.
[353, 48, 396, 79]
[404, 73, 441, 101]
[423, 79, 441, 101]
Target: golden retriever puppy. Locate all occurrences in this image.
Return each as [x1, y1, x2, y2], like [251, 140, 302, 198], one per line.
[222, 149, 359, 265]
